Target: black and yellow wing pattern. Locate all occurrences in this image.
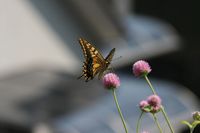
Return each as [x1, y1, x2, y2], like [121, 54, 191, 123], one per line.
[78, 38, 115, 82]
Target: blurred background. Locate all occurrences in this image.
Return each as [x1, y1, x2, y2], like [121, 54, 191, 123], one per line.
[0, 0, 199, 133]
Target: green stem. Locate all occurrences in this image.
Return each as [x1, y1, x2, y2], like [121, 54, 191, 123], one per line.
[190, 128, 194, 133]
[160, 106, 175, 133]
[144, 75, 175, 133]
[153, 114, 163, 133]
[136, 111, 144, 133]
[112, 89, 128, 133]
[144, 75, 156, 95]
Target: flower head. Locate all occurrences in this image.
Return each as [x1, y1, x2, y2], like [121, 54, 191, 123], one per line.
[139, 100, 149, 112]
[192, 111, 200, 121]
[147, 95, 162, 113]
[103, 73, 120, 89]
[147, 95, 162, 107]
[150, 104, 161, 113]
[132, 60, 151, 77]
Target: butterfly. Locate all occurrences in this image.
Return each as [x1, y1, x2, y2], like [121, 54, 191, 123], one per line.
[78, 38, 115, 82]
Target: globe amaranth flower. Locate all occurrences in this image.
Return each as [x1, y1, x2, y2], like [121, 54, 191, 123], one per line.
[147, 95, 162, 113]
[139, 100, 149, 112]
[192, 111, 200, 121]
[150, 104, 161, 113]
[103, 73, 120, 89]
[132, 60, 151, 77]
[147, 95, 162, 106]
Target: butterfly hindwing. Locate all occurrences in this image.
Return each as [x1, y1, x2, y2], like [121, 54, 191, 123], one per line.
[78, 38, 115, 82]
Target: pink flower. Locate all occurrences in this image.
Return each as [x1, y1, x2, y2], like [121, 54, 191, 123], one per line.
[147, 95, 161, 107]
[139, 100, 149, 112]
[132, 60, 151, 77]
[147, 95, 162, 113]
[151, 104, 161, 113]
[103, 73, 120, 89]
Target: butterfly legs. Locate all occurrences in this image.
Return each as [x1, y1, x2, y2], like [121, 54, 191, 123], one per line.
[97, 67, 114, 80]
[107, 67, 114, 73]
[98, 71, 104, 80]
[77, 73, 93, 82]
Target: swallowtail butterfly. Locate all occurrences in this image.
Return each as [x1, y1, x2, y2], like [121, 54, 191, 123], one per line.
[78, 38, 115, 82]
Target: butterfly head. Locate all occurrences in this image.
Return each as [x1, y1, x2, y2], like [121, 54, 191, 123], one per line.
[105, 61, 110, 65]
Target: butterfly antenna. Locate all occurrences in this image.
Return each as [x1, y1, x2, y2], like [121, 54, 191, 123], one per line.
[107, 56, 122, 73]
[112, 56, 122, 62]
[109, 55, 122, 71]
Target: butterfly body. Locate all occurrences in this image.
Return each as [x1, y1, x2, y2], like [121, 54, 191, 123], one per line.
[78, 38, 115, 82]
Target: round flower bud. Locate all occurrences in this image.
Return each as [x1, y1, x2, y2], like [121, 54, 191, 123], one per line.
[132, 60, 151, 77]
[192, 111, 200, 121]
[150, 104, 161, 113]
[103, 73, 120, 89]
[139, 100, 149, 112]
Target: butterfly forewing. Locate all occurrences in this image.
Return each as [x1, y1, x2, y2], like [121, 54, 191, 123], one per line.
[78, 38, 115, 82]
[78, 38, 104, 61]
[105, 48, 115, 63]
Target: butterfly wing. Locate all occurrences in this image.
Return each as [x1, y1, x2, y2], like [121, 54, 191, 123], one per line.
[105, 48, 115, 63]
[97, 48, 115, 79]
[78, 38, 106, 81]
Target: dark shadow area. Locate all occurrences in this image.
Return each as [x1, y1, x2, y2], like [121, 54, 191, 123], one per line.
[134, 0, 200, 99]
[0, 121, 30, 133]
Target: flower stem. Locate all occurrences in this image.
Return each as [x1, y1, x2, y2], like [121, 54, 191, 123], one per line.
[144, 75, 175, 133]
[160, 106, 175, 133]
[190, 128, 194, 133]
[136, 111, 144, 133]
[111, 89, 128, 133]
[153, 114, 163, 133]
[144, 75, 156, 95]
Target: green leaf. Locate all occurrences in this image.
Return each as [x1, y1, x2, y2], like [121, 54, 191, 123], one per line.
[181, 120, 192, 128]
[143, 105, 152, 112]
[192, 120, 200, 128]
